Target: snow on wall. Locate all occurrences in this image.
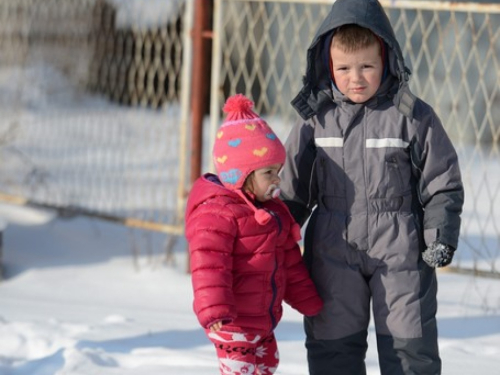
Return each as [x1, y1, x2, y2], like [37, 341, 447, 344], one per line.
[106, 0, 185, 29]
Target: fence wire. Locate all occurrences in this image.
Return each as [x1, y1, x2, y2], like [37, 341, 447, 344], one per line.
[0, 0, 189, 238]
[210, 0, 500, 276]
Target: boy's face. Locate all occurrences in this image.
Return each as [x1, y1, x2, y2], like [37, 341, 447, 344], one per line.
[330, 42, 383, 103]
[246, 163, 282, 202]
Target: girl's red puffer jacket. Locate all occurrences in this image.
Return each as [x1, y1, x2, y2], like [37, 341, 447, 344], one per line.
[185, 174, 323, 335]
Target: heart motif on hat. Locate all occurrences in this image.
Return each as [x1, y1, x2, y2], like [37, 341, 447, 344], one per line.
[216, 155, 228, 164]
[220, 169, 242, 185]
[217, 131, 224, 139]
[228, 139, 241, 147]
[266, 133, 277, 140]
[245, 124, 256, 131]
[253, 147, 268, 157]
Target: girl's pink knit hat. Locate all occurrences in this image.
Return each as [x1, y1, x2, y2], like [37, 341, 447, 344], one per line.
[213, 94, 286, 190]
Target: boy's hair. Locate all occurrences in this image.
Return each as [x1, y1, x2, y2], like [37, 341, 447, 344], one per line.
[332, 24, 381, 54]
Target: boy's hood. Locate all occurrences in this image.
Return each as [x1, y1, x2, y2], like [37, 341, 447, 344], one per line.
[291, 0, 416, 120]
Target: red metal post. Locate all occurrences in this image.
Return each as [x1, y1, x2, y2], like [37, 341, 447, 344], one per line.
[187, 0, 213, 272]
[189, 0, 213, 187]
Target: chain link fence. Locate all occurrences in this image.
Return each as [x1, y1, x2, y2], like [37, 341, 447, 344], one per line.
[0, 0, 190, 249]
[209, 0, 500, 277]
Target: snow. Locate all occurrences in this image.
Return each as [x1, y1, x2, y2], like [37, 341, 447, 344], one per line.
[0, 202, 499, 375]
[106, 0, 185, 29]
[0, 3, 499, 373]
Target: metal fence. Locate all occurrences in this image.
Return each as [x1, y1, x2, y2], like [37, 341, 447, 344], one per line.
[0, 0, 498, 276]
[0, 0, 190, 253]
[209, 0, 500, 276]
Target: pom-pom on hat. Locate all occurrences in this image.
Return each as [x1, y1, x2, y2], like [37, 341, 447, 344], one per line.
[213, 94, 286, 191]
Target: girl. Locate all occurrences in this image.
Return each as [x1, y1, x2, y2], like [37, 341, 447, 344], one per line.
[185, 94, 323, 375]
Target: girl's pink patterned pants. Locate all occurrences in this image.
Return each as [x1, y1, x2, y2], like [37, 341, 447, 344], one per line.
[206, 330, 279, 374]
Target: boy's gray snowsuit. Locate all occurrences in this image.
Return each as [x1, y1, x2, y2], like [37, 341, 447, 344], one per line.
[280, 0, 464, 374]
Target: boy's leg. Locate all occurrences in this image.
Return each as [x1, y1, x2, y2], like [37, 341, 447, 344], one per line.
[304, 259, 371, 375]
[371, 258, 441, 375]
[206, 330, 279, 375]
[305, 324, 368, 375]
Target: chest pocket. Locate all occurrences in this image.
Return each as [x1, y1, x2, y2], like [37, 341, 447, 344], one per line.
[384, 146, 411, 196]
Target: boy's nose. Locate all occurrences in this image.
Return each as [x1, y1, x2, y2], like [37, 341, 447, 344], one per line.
[351, 69, 362, 81]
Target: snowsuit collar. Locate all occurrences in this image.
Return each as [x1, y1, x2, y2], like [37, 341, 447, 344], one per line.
[291, 0, 416, 120]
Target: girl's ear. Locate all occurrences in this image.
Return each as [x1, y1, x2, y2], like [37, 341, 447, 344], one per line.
[243, 172, 255, 194]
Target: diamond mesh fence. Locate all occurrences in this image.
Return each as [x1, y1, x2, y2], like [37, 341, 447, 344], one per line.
[0, 0, 189, 244]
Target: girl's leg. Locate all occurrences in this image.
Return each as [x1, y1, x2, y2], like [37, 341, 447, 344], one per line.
[206, 330, 279, 375]
[255, 332, 279, 374]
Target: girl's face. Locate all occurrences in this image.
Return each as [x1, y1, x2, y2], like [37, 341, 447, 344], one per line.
[245, 163, 282, 202]
[330, 42, 383, 103]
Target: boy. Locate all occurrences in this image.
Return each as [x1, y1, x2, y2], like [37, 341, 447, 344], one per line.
[279, 0, 464, 374]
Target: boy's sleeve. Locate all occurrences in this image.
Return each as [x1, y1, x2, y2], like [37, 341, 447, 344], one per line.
[411, 104, 464, 250]
[279, 119, 318, 226]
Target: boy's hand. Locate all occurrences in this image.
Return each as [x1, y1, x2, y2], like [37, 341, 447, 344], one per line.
[422, 242, 454, 268]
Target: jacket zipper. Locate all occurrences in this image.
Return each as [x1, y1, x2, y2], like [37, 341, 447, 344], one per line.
[269, 252, 278, 330]
[307, 157, 318, 209]
[268, 210, 280, 329]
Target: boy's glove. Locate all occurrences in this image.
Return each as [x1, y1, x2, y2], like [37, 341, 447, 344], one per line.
[422, 242, 454, 268]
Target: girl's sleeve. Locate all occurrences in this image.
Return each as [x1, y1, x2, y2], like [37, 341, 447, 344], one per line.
[185, 203, 238, 329]
[279, 118, 318, 227]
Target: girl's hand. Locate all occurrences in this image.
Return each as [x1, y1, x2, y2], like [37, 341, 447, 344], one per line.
[209, 321, 223, 331]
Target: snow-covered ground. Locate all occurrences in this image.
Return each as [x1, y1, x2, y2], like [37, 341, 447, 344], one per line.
[0, 202, 499, 375]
